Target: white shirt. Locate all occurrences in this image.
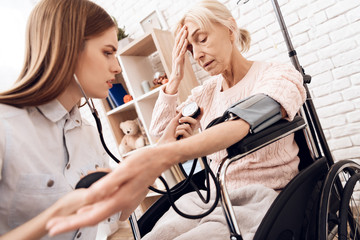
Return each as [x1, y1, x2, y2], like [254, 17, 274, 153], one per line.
[0, 100, 112, 240]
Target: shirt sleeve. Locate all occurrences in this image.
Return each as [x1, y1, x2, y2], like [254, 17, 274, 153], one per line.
[149, 86, 179, 137]
[252, 62, 306, 121]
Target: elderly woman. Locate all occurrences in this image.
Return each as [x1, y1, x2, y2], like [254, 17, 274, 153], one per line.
[45, 0, 305, 239]
[142, 0, 306, 238]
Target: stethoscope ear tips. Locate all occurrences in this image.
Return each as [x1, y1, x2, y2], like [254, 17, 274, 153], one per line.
[75, 171, 108, 189]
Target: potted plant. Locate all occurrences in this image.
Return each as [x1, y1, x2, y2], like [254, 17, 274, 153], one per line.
[117, 26, 128, 41]
[113, 17, 132, 49]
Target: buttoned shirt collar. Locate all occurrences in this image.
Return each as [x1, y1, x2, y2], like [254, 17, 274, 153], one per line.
[36, 100, 82, 128]
[37, 99, 68, 123]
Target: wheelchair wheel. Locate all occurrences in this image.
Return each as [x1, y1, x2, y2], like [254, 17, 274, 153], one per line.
[319, 160, 360, 240]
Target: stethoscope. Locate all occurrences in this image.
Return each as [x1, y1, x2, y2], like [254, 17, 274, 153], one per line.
[73, 73, 222, 222]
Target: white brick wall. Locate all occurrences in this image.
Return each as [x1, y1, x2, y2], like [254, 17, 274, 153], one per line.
[95, 0, 360, 162]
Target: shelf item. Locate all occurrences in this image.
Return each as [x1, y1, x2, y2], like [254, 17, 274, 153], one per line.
[106, 96, 116, 109]
[108, 83, 128, 107]
[118, 118, 148, 156]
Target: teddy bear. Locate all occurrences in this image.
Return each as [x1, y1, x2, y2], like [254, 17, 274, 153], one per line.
[119, 119, 145, 155]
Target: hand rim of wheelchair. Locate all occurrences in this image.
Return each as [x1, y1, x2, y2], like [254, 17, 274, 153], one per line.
[340, 172, 360, 239]
[318, 160, 360, 240]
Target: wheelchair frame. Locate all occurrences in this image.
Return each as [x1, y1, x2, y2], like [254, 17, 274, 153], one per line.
[129, 1, 360, 239]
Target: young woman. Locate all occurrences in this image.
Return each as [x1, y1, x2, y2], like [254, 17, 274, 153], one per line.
[0, 0, 121, 239]
[45, 0, 306, 239]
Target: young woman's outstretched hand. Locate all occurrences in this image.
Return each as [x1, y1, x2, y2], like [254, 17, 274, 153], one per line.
[46, 114, 184, 236]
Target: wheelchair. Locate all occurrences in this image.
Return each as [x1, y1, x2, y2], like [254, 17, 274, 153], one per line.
[134, 117, 360, 239]
[128, 1, 360, 239]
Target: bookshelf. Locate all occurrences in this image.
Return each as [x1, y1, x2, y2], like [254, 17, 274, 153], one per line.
[101, 28, 199, 189]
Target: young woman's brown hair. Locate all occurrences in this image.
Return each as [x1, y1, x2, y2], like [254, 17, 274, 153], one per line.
[0, 0, 116, 107]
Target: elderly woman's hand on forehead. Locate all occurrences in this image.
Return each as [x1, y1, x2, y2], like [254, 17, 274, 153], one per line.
[164, 25, 189, 95]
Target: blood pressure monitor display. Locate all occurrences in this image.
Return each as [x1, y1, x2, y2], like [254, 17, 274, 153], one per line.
[182, 102, 200, 119]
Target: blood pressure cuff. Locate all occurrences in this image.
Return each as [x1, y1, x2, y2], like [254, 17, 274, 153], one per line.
[224, 94, 282, 134]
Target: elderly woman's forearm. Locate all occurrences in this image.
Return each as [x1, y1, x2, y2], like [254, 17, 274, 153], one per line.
[163, 119, 250, 165]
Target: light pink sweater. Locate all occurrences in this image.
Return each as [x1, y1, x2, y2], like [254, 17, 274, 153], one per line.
[150, 61, 306, 190]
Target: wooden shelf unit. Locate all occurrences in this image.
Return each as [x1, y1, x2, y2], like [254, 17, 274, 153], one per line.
[101, 28, 198, 190]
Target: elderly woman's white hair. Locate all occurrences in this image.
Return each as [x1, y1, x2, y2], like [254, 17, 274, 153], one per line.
[175, 0, 251, 52]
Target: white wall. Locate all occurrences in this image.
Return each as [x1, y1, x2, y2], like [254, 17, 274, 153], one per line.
[95, 0, 360, 162]
[0, 0, 34, 92]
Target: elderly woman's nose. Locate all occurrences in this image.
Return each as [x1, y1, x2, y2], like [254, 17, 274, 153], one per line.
[193, 46, 204, 61]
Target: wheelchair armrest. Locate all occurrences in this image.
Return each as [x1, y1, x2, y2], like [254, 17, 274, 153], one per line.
[226, 116, 306, 159]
